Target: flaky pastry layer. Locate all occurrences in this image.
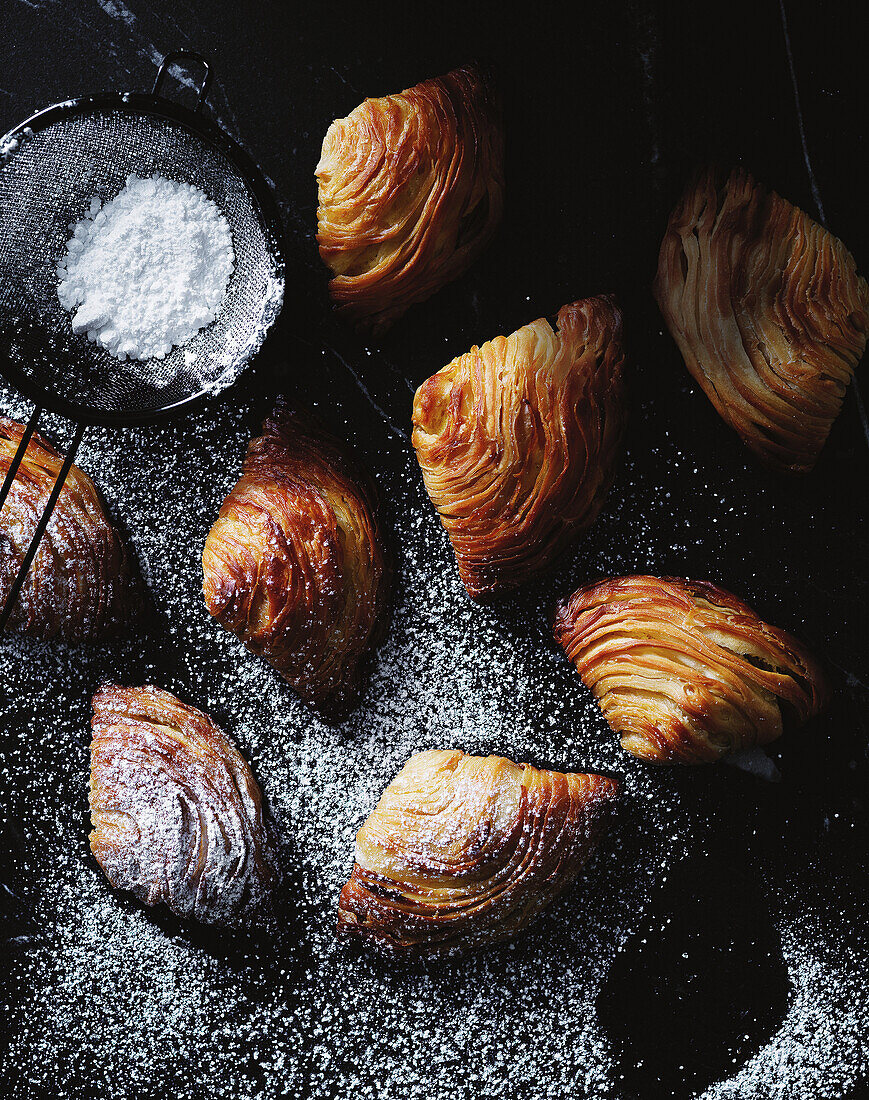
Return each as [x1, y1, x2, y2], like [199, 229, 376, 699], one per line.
[316, 64, 504, 332]
[412, 296, 626, 598]
[1, 417, 136, 640]
[202, 401, 390, 714]
[654, 167, 868, 472]
[338, 748, 619, 955]
[89, 685, 276, 925]
[553, 575, 827, 764]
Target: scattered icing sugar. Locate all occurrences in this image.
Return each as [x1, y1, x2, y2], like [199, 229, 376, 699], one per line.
[0, 126, 33, 161]
[0, 372, 866, 1100]
[56, 174, 234, 361]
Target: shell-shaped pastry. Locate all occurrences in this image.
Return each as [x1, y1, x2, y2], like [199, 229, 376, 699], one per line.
[337, 749, 619, 955]
[412, 297, 626, 599]
[89, 685, 276, 925]
[654, 167, 869, 473]
[0, 417, 136, 640]
[316, 64, 504, 333]
[553, 575, 828, 764]
[202, 402, 391, 714]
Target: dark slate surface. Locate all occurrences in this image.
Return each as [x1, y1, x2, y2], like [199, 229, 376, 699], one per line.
[1, 2, 866, 1098]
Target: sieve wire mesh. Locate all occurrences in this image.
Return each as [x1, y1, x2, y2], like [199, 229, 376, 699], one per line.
[0, 105, 284, 420]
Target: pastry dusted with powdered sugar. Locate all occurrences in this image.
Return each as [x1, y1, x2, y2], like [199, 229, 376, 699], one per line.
[1, 417, 138, 641]
[202, 401, 391, 716]
[89, 685, 277, 925]
[337, 749, 619, 955]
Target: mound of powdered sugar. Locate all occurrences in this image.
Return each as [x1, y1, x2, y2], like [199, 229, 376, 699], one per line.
[56, 174, 234, 361]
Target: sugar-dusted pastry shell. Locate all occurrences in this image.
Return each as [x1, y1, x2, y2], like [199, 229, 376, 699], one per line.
[202, 401, 390, 714]
[0, 417, 136, 640]
[412, 296, 626, 599]
[316, 64, 504, 333]
[553, 575, 828, 764]
[337, 749, 619, 955]
[89, 685, 277, 925]
[654, 167, 869, 473]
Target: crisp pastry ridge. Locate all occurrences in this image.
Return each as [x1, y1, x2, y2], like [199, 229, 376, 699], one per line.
[654, 166, 869, 473]
[337, 749, 619, 955]
[316, 64, 504, 333]
[412, 296, 626, 599]
[202, 400, 391, 714]
[553, 574, 828, 764]
[0, 416, 136, 640]
[89, 684, 277, 925]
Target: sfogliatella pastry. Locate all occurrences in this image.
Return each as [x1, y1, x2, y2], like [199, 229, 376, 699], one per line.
[89, 685, 276, 925]
[0, 416, 136, 640]
[654, 167, 869, 473]
[337, 749, 619, 955]
[412, 297, 626, 599]
[553, 575, 828, 764]
[316, 64, 504, 333]
[202, 401, 390, 715]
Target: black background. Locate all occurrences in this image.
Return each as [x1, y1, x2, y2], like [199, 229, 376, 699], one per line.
[1, 1, 867, 1098]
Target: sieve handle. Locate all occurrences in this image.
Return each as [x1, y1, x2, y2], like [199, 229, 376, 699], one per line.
[152, 51, 212, 111]
[0, 417, 85, 634]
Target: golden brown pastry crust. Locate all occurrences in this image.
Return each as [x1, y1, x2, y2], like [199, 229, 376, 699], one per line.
[553, 575, 828, 764]
[89, 685, 277, 925]
[0, 417, 136, 640]
[412, 296, 626, 599]
[654, 167, 869, 473]
[316, 64, 504, 333]
[202, 401, 391, 714]
[337, 749, 619, 955]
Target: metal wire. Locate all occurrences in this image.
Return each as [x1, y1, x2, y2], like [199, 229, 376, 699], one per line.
[0, 74, 285, 632]
[0, 106, 283, 420]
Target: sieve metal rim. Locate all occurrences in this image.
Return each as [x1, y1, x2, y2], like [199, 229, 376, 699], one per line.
[0, 90, 286, 427]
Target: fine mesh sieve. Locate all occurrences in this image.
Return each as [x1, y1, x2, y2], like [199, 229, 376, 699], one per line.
[0, 53, 286, 630]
